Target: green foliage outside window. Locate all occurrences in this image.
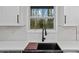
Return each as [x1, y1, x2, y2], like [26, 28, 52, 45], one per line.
[30, 6, 55, 29]
[30, 18, 54, 29]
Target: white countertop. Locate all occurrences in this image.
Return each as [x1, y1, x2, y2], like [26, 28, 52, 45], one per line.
[58, 41, 79, 50]
[0, 41, 79, 51]
[0, 41, 28, 50]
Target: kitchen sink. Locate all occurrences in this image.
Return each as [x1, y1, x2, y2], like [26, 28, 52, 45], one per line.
[37, 43, 61, 50]
[23, 42, 63, 53]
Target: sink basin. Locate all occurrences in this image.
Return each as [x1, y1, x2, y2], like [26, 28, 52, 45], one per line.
[37, 43, 61, 50]
[23, 42, 63, 53]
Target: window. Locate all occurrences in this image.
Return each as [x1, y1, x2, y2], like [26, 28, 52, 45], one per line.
[30, 6, 55, 29]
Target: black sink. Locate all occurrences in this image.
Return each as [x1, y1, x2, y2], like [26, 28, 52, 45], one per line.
[23, 43, 63, 53]
[37, 43, 61, 50]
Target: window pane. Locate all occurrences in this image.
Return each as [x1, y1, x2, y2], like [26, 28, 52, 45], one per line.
[30, 6, 55, 29]
[48, 9, 55, 16]
[30, 18, 44, 29]
[46, 18, 54, 29]
[30, 18, 54, 29]
[31, 6, 54, 16]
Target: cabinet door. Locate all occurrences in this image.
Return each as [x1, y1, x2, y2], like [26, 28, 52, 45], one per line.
[58, 26, 76, 41]
[64, 6, 79, 25]
[57, 6, 64, 26]
[0, 6, 19, 25]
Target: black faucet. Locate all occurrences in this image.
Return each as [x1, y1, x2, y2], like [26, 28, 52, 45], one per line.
[42, 27, 47, 42]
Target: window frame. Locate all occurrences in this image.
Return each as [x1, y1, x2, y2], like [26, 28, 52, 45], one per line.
[27, 6, 57, 33]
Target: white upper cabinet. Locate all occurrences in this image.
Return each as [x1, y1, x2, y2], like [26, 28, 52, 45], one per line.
[64, 6, 79, 25]
[57, 6, 64, 26]
[0, 6, 24, 26]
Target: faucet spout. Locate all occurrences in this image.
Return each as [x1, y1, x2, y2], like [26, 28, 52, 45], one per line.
[42, 27, 47, 42]
[45, 28, 47, 36]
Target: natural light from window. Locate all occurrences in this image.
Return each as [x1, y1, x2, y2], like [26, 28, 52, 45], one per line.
[30, 6, 55, 29]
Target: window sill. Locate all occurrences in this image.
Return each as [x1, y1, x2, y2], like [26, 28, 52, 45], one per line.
[27, 29, 56, 33]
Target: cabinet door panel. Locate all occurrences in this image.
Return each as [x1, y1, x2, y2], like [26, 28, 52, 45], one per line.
[0, 6, 19, 24]
[58, 27, 76, 41]
[64, 6, 79, 25]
